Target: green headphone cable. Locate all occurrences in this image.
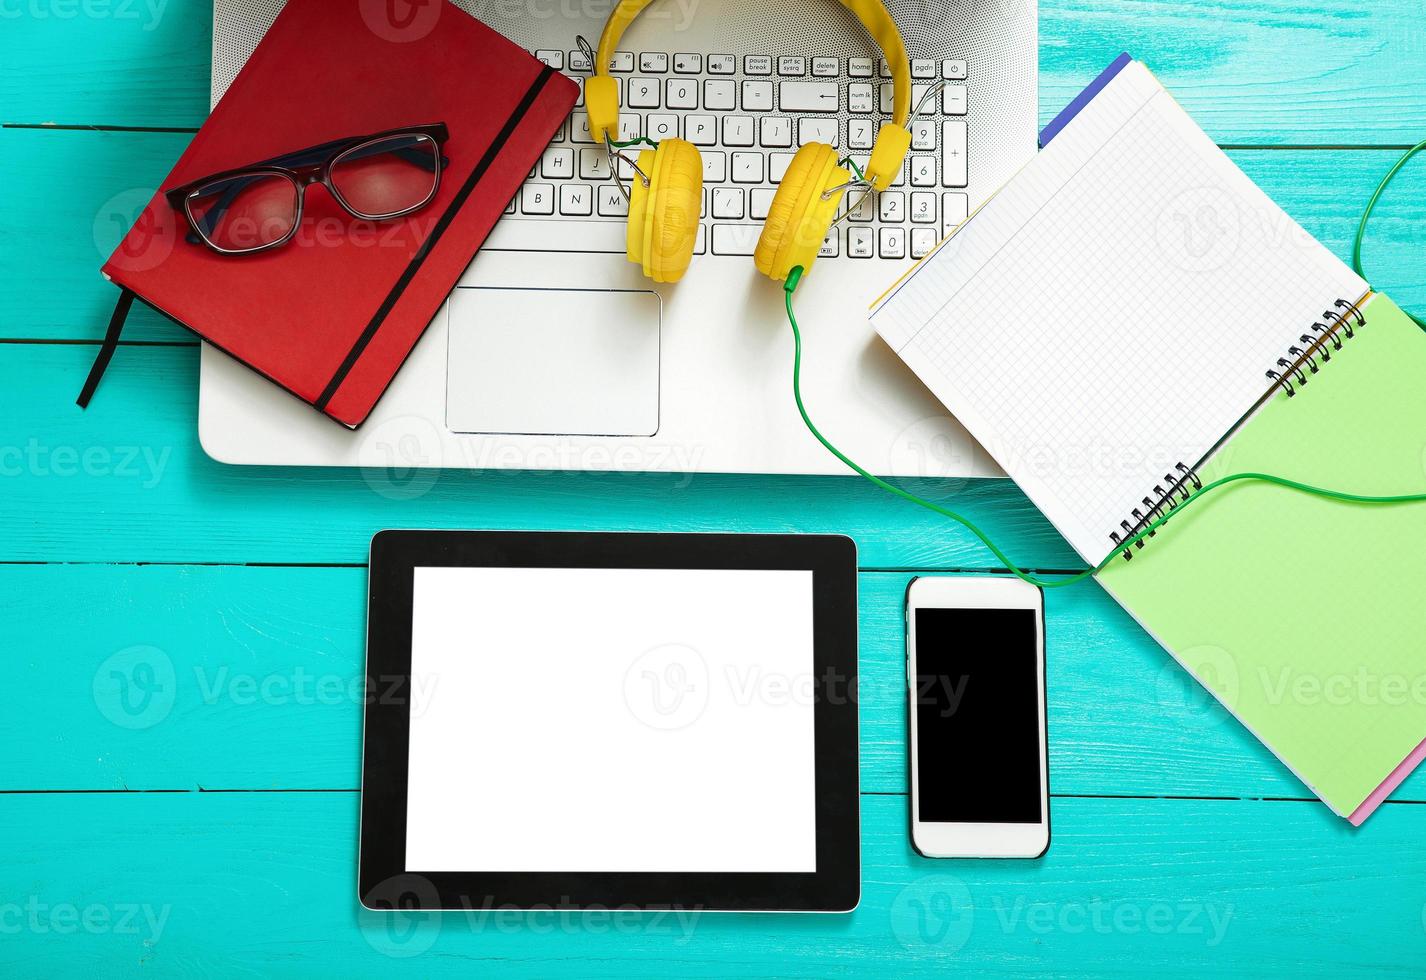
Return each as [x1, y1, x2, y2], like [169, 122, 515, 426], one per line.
[781, 141, 1426, 589]
[1352, 137, 1426, 329]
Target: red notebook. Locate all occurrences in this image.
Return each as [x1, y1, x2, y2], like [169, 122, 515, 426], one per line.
[83, 0, 577, 428]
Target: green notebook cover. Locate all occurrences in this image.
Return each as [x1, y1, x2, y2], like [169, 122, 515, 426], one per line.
[1097, 294, 1426, 820]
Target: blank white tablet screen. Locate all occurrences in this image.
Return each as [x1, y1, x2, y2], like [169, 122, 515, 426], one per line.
[404, 566, 818, 873]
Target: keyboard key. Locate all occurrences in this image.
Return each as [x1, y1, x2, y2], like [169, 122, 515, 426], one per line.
[750, 187, 776, 220]
[559, 183, 593, 215]
[911, 58, 936, 79]
[711, 224, 760, 256]
[910, 155, 936, 187]
[879, 191, 905, 222]
[911, 227, 937, 258]
[713, 187, 747, 218]
[848, 57, 874, 78]
[695, 224, 707, 255]
[704, 78, 736, 111]
[942, 192, 969, 236]
[910, 191, 936, 223]
[943, 86, 968, 115]
[666, 77, 698, 109]
[628, 77, 660, 108]
[769, 151, 797, 182]
[541, 147, 574, 179]
[702, 150, 727, 182]
[879, 58, 893, 78]
[617, 113, 641, 141]
[673, 52, 702, 73]
[846, 191, 875, 222]
[742, 80, 774, 112]
[639, 52, 669, 73]
[744, 55, 772, 75]
[535, 49, 564, 69]
[942, 59, 967, 80]
[731, 152, 764, 183]
[568, 48, 591, 72]
[879, 226, 906, 258]
[848, 226, 874, 257]
[819, 228, 839, 257]
[722, 115, 755, 147]
[847, 118, 875, 149]
[812, 57, 839, 77]
[780, 81, 839, 113]
[647, 113, 679, 141]
[760, 116, 793, 148]
[848, 83, 875, 114]
[608, 51, 634, 73]
[685, 114, 718, 145]
[708, 54, 736, 75]
[879, 82, 895, 115]
[942, 121, 967, 186]
[778, 56, 805, 76]
[570, 112, 596, 144]
[578, 148, 611, 180]
[522, 183, 554, 215]
[911, 119, 937, 151]
[799, 118, 837, 146]
[598, 185, 629, 217]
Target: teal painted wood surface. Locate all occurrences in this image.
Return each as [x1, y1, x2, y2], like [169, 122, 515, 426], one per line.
[3, 792, 1424, 975]
[4, 0, 1426, 974]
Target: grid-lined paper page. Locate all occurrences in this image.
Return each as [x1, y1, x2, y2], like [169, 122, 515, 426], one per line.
[870, 61, 1366, 562]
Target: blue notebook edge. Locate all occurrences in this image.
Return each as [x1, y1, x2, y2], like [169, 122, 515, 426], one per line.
[1039, 52, 1134, 147]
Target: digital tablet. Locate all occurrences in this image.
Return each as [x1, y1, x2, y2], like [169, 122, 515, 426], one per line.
[359, 530, 859, 913]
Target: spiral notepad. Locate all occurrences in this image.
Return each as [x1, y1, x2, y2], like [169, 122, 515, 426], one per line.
[869, 55, 1426, 823]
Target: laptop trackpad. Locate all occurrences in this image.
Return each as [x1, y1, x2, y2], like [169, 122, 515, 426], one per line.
[446, 286, 660, 437]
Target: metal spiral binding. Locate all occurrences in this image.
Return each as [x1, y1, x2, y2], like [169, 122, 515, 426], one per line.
[1265, 297, 1368, 397]
[1108, 462, 1203, 561]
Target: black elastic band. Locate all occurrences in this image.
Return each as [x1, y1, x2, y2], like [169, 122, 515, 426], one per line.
[76, 287, 136, 408]
[315, 64, 557, 412]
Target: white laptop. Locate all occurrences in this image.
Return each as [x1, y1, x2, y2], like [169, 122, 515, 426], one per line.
[200, 0, 1036, 478]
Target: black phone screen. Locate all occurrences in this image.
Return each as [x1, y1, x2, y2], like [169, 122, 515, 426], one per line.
[913, 606, 1043, 824]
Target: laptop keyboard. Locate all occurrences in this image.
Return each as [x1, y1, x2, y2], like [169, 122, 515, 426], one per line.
[505, 49, 972, 262]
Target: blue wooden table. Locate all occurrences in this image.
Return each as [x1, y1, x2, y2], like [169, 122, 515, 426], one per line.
[4, 2, 1426, 974]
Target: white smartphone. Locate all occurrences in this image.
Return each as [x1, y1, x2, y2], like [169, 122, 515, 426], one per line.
[906, 575, 1049, 859]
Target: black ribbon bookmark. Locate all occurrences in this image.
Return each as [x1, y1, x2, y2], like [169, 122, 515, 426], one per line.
[314, 63, 558, 413]
[76, 288, 136, 409]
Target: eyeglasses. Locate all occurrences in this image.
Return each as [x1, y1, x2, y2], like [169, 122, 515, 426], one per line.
[165, 123, 450, 255]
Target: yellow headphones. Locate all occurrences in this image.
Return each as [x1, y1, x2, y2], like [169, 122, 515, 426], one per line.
[584, 0, 915, 284]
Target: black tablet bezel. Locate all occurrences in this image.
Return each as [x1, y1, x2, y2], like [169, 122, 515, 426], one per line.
[359, 530, 859, 913]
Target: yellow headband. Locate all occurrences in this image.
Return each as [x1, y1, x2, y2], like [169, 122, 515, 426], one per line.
[585, 0, 913, 188]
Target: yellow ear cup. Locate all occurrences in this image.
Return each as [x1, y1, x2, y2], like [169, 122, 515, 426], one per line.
[754, 142, 850, 282]
[625, 138, 703, 284]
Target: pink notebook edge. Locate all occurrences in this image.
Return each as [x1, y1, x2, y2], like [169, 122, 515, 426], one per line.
[1348, 736, 1426, 825]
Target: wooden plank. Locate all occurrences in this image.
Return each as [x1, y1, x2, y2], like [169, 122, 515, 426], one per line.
[1041, 0, 1426, 145]
[0, 342, 1078, 569]
[0, 791, 1420, 975]
[7, 564, 1420, 805]
[1, 128, 190, 342]
[4, 1, 1426, 143]
[0, 1, 211, 129]
[7, 128, 1424, 343]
